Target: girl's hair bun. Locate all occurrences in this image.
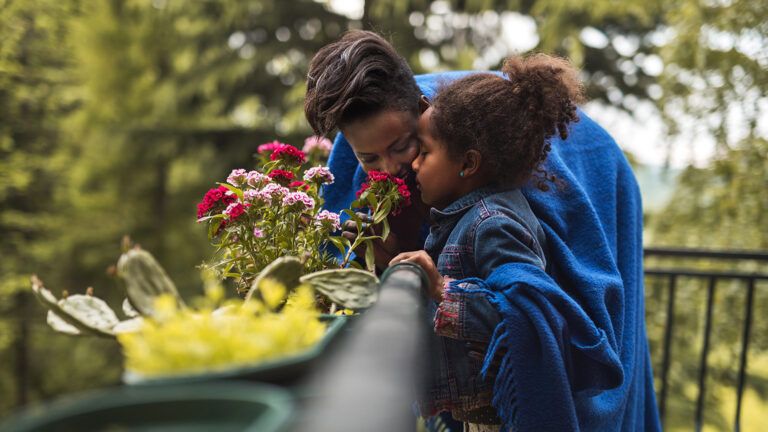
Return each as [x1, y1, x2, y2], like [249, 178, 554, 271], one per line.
[502, 54, 584, 140]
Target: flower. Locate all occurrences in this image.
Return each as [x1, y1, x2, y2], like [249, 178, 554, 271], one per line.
[246, 170, 269, 188]
[269, 169, 295, 184]
[257, 183, 289, 202]
[355, 170, 411, 215]
[223, 202, 248, 220]
[282, 192, 315, 211]
[253, 227, 265, 238]
[289, 181, 310, 191]
[303, 166, 335, 185]
[314, 210, 341, 231]
[227, 169, 248, 187]
[270, 144, 306, 165]
[243, 189, 263, 203]
[302, 136, 333, 156]
[257, 140, 286, 155]
[197, 185, 237, 219]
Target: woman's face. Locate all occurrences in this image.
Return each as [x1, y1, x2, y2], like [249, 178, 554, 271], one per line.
[341, 110, 419, 178]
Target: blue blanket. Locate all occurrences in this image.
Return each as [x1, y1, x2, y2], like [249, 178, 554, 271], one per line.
[322, 72, 661, 431]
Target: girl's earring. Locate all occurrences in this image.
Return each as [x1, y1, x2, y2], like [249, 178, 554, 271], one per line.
[459, 171, 464, 177]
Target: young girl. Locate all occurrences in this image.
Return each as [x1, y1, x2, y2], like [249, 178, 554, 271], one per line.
[391, 54, 585, 431]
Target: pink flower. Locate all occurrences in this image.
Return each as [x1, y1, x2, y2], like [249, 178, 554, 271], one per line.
[314, 210, 341, 231]
[270, 144, 306, 165]
[243, 189, 263, 203]
[303, 166, 335, 185]
[302, 136, 333, 156]
[253, 227, 265, 238]
[257, 140, 286, 155]
[227, 169, 248, 187]
[257, 183, 289, 201]
[246, 170, 269, 188]
[282, 191, 315, 210]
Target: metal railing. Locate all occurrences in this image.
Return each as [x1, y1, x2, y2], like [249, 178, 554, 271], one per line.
[644, 247, 768, 432]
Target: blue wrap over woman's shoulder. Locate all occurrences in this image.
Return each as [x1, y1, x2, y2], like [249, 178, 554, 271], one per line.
[321, 71, 661, 432]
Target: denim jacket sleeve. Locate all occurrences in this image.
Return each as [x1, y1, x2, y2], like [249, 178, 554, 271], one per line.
[435, 214, 546, 342]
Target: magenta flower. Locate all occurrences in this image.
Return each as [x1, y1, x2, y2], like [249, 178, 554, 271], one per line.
[257, 140, 286, 155]
[223, 202, 247, 220]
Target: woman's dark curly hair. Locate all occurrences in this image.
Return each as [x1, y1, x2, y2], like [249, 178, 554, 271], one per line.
[304, 30, 421, 137]
[430, 54, 585, 190]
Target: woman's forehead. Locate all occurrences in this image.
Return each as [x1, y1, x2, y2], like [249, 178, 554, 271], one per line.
[343, 110, 416, 153]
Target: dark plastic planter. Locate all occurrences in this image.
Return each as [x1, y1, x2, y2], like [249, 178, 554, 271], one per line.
[123, 314, 348, 386]
[0, 381, 293, 432]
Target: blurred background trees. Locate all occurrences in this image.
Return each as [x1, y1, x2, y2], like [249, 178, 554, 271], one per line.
[1, 0, 765, 429]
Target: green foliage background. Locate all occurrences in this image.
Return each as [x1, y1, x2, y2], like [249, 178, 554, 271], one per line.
[1, 0, 765, 429]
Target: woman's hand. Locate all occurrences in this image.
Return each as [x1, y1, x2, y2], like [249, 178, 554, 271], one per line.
[341, 212, 401, 270]
[389, 250, 446, 302]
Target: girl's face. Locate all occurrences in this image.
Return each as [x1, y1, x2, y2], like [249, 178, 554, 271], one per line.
[412, 107, 465, 210]
[341, 109, 419, 178]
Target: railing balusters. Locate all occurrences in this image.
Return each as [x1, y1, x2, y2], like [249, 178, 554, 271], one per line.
[734, 277, 756, 432]
[659, 274, 677, 426]
[694, 277, 716, 432]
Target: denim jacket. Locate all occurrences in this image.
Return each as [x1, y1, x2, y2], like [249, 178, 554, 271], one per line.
[421, 186, 547, 423]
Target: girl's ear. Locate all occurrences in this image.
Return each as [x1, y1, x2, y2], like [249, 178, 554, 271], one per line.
[419, 95, 430, 113]
[462, 150, 482, 177]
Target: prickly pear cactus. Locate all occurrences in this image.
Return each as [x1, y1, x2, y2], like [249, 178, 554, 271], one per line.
[300, 268, 379, 309]
[31, 275, 134, 338]
[244, 256, 303, 302]
[116, 247, 184, 316]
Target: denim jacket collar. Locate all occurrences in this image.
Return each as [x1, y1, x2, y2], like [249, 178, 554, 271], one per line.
[429, 185, 505, 227]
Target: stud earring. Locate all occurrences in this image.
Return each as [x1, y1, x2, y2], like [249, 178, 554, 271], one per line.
[459, 171, 464, 177]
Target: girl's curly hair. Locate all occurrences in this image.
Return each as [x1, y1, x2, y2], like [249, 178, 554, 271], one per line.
[430, 54, 585, 190]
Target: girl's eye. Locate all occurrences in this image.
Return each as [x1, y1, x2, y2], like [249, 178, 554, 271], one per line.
[358, 155, 377, 164]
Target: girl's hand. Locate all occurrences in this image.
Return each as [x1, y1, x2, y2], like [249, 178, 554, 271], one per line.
[389, 250, 445, 302]
[342, 212, 401, 270]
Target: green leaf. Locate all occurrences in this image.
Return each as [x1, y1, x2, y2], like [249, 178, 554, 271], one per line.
[365, 240, 376, 272]
[300, 268, 379, 309]
[381, 218, 391, 241]
[327, 235, 348, 255]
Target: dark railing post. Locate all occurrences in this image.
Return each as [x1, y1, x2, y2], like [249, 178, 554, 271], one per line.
[734, 277, 755, 432]
[694, 277, 716, 432]
[659, 274, 677, 426]
[295, 263, 429, 432]
[14, 290, 29, 408]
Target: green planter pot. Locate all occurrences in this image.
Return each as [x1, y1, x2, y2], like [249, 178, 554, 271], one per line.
[124, 315, 348, 386]
[0, 382, 293, 432]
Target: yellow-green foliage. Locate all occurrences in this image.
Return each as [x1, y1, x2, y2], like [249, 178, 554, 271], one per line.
[117, 280, 326, 377]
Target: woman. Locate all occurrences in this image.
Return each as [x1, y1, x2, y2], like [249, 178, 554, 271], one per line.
[304, 30, 660, 432]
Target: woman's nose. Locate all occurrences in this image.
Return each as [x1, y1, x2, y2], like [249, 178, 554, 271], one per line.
[411, 156, 420, 172]
[381, 159, 402, 176]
